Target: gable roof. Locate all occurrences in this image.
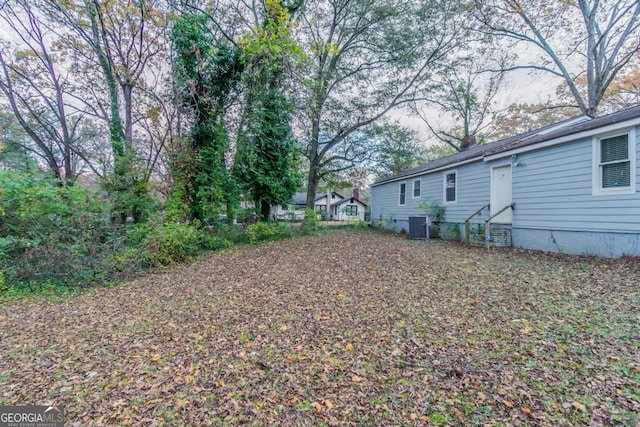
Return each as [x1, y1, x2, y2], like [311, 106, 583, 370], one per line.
[291, 191, 345, 205]
[332, 196, 368, 207]
[373, 105, 640, 187]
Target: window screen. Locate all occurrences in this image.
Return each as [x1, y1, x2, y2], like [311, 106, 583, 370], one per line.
[445, 172, 456, 202]
[413, 180, 421, 197]
[600, 134, 630, 188]
[399, 183, 406, 205]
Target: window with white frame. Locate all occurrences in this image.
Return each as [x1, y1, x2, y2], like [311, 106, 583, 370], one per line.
[399, 182, 406, 205]
[444, 171, 457, 203]
[413, 179, 421, 198]
[344, 205, 358, 216]
[593, 131, 636, 195]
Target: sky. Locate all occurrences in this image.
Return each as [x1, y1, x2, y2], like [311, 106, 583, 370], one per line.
[390, 68, 565, 146]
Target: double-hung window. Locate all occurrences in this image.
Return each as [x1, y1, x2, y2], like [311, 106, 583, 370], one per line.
[593, 131, 636, 195]
[344, 205, 358, 216]
[413, 179, 421, 198]
[399, 182, 406, 205]
[444, 171, 457, 203]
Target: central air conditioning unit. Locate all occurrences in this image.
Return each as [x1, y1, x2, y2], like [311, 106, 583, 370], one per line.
[408, 216, 429, 239]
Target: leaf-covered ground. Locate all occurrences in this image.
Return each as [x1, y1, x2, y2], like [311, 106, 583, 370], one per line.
[1, 230, 639, 426]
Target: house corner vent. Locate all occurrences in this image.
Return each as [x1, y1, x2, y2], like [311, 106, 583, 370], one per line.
[409, 216, 429, 239]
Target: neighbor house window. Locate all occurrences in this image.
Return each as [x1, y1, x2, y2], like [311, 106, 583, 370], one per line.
[413, 179, 421, 198]
[344, 205, 358, 216]
[444, 171, 457, 203]
[315, 204, 326, 213]
[593, 131, 636, 195]
[399, 182, 406, 205]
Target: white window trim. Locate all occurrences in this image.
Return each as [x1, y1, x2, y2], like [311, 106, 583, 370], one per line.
[412, 178, 421, 199]
[592, 129, 636, 196]
[399, 181, 407, 206]
[443, 170, 458, 204]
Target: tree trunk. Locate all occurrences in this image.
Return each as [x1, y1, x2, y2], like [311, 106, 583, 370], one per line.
[122, 83, 134, 146]
[306, 161, 320, 210]
[260, 200, 271, 222]
[305, 113, 321, 208]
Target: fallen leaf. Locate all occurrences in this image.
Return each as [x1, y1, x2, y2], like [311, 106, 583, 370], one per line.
[520, 325, 534, 334]
[571, 401, 586, 412]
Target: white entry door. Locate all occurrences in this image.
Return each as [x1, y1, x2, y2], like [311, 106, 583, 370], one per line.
[491, 164, 512, 224]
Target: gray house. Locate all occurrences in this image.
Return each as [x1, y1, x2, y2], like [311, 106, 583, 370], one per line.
[371, 105, 640, 258]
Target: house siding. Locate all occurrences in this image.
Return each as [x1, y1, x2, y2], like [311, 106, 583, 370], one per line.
[371, 162, 491, 233]
[508, 126, 640, 257]
[371, 178, 426, 232]
[371, 125, 640, 257]
[334, 201, 366, 221]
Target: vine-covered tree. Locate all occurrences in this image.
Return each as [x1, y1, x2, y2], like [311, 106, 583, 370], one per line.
[40, 0, 167, 220]
[234, 0, 303, 221]
[170, 12, 244, 221]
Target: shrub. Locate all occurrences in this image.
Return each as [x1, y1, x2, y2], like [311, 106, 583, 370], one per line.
[246, 222, 279, 243]
[203, 235, 233, 251]
[301, 208, 320, 234]
[142, 222, 204, 266]
[0, 171, 114, 287]
[214, 224, 248, 244]
[107, 247, 149, 276]
[348, 220, 370, 229]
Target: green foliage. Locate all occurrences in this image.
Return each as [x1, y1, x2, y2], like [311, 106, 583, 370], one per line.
[246, 222, 280, 244]
[440, 222, 461, 241]
[234, 1, 303, 221]
[0, 171, 114, 287]
[107, 247, 147, 275]
[301, 208, 320, 233]
[101, 151, 155, 223]
[347, 220, 370, 229]
[171, 13, 244, 221]
[213, 224, 250, 245]
[202, 235, 233, 251]
[419, 198, 445, 222]
[141, 223, 205, 266]
[368, 123, 427, 180]
[423, 141, 459, 162]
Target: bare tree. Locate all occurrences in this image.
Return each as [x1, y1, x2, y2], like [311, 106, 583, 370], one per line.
[473, 0, 640, 117]
[0, 0, 90, 183]
[295, 0, 463, 208]
[43, 0, 168, 164]
[412, 50, 507, 151]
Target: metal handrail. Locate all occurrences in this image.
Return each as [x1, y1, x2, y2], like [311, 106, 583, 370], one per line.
[485, 202, 516, 249]
[464, 203, 490, 245]
[484, 202, 515, 224]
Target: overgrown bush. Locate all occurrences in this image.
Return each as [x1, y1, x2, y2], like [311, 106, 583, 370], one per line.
[0, 171, 114, 288]
[301, 208, 320, 233]
[246, 222, 280, 243]
[212, 224, 248, 244]
[141, 222, 205, 266]
[202, 235, 233, 251]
